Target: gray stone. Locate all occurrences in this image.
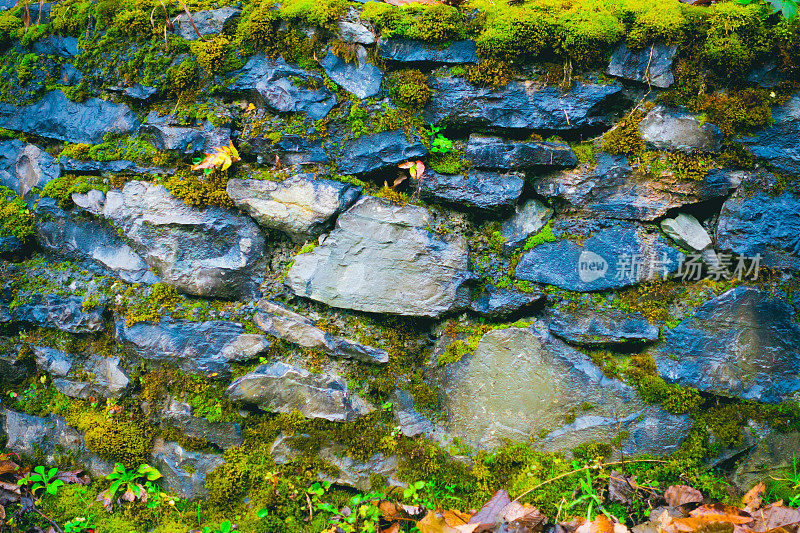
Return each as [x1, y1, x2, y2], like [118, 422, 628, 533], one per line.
[287, 196, 473, 317]
[419, 170, 524, 211]
[226, 362, 373, 422]
[59, 63, 82, 86]
[514, 219, 683, 291]
[10, 293, 105, 333]
[160, 398, 243, 450]
[437, 325, 689, 453]
[59, 158, 169, 175]
[500, 199, 554, 253]
[638, 104, 723, 153]
[545, 307, 660, 346]
[0, 235, 20, 254]
[337, 7, 376, 44]
[424, 78, 621, 132]
[140, 111, 231, 154]
[151, 439, 225, 500]
[254, 300, 389, 364]
[736, 92, 800, 174]
[746, 60, 786, 88]
[0, 139, 60, 198]
[226, 175, 361, 242]
[390, 389, 434, 438]
[228, 54, 336, 120]
[36, 197, 160, 285]
[469, 285, 544, 318]
[320, 46, 383, 99]
[378, 38, 479, 64]
[32, 35, 79, 57]
[32, 345, 74, 377]
[733, 428, 800, 491]
[101, 181, 266, 298]
[0, 90, 140, 144]
[52, 354, 130, 400]
[336, 129, 427, 175]
[115, 317, 271, 380]
[174, 7, 241, 40]
[122, 84, 158, 100]
[606, 43, 677, 88]
[650, 287, 800, 403]
[660, 213, 712, 252]
[466, 135, 578, 170]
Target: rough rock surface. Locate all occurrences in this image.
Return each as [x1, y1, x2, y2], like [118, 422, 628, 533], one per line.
[115, 317, 271, 380]
[378, 38, 478, 64]
[737, 92, 800, 173]
[469, 285, 544, 318]
[390, 389, 434, 438]
[226, 175, 361, 242]
[650, 287, 800, 403]
[337, 7, 376, 44]
[151, 439, 225, 499]
[32, 35, 79, 58]
[0, 90, 140, 144]
[35, 346, 131, 399]
[320, 46, 383, 99]
[419, 170, 524, 211]
[606, 43, 677, 88]
[733, 427, 800, 491]
[0, 139, 60, 198]
[335, 130, 427, 174]
[638, 105, 723, 153]
[227, 362, 372, 422]
[140, 111, 231, 154]
[660, 213, 713, 252]
[174, 7, 241, 40]
[500, 199, 554, 252]
[287, 196, 473, 317]
[545, 307, 661, 346]
[160, 398, 243, 450]
[424, 78, 621, 131]
[466, 135, 578, 169]
[437, 326, 690, 453]
[9, 293, 106, 333]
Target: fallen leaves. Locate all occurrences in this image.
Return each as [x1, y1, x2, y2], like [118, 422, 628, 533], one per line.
[191, 142, 241, 175]
[665, 486, 704, 508]
[395, 160, 426, 188]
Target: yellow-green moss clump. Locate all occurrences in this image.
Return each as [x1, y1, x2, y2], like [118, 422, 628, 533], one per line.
[465, 59, 516, 87]
[163, 170, 234, 208]
[71, 410, 154, 468]
[362, 3, 466, 42]
[600, 105, 651, 157]
[40, 174, 110, 208]
[702, 2, 771, 77]
[0, 186, 34, 241]
[387, 69, 433, 110]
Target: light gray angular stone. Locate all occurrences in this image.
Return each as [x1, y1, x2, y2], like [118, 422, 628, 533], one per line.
[638, 104, 723, 153]
[174, 7, 241, 40]
[545, 307, 660, 346]
[160, 398, 243, 450]
[337, 7, 376, 44]
[500, 199, 554, 253]
[378, 38, 479, 64]
[336, 129, 427, 175]
[140, 111, 231, 154]
[606, 43, 677, 88]
[51, 354, 131, 400]
[151, 439, 225, 500]
[32, 345, 74, 377]
[420, 170, 524, 211]
[466, 135, 578, 170]
[0, 139, 60, 198]
[320, 45, 383, 99]
[660, 213, 712, 251]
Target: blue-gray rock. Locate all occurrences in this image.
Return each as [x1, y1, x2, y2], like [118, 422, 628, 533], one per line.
[25, 2, 52, 23]
[32, 35, 79, 57]
[736, 93, 800, 174]
[378, 38, 478, 64]
[500, 198, 553, 253]
[469, 285, 544, 318]
[288, 196, 473, 317]
[9, 293, 105, 332]
[0, 90, 139, 144]
[514, 220, 683, 291]
[424, 78, 621, 131]
[606, 43, 677, 88]
[160, 398, 243, 450]
[59, 63, 83, 85]
[389, 389, 434, 438]
[51, 354, 131, 400]
[59, 157, 169, 174]
[336, 129, 427, 174]
[227, 175, 361, 241]
[228, 54, 336, 120]
[0, 235, 20, 253]
[650, 287, 800, 403]
[638, 104, 723, 153]
[151, 439, 225, 500]
[545, 307, 660, 346]
[337, 7, 376, 45]
[320, 45, 382, 99]
[733, 428, 800, 491]
[0, 139, 60, 198]
[36, 196, 160, 285]
[174, 6, 241, 40]
[419, 169, 524, 211]
[140, 111, 231, 154]
[716, 189, 800, 271]
[466, 134, 578, 170]
[0, 0, 16, 10]
[746, 60, 786, 88]
[32, 345, 74, 377]
[123, 84, 158, 100]
[115, 317, 271, 380]
[226, 362, 374, 422]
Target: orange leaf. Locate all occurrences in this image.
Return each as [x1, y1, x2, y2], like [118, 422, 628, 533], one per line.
[743, 483, 765, 514]
[381, 524, 401, 533]
[416, 510, 462, 533]
[665, 485, 704, 507]
[690, 503, 754, 525]
[443, 509, 472, 526]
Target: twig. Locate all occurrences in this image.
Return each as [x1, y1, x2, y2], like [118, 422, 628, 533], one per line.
[36, 0, 42, 25]
[176, 0, 206, 41]
[511, 459, 668, 504]
[305, 492, 314, 521]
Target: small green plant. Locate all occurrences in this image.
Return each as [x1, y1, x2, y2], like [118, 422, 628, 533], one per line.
[523, 221, 557, 250]
[64, 516, 95, 533]
[403, 480, 460, 510]
[18, 466, 64, 497]
[737, 0, 797, 18]
[567, 464, 619, 522]
[769, 454, 800, 506]
[428, 124, 453, 154]
[203, 520, 234, 533]
[97, 463, 162, 511]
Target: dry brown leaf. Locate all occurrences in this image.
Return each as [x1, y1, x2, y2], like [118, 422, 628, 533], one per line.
[664, 517, 735, 533]
[469, 489, 511, 527]
[0, 503, 5, 520]
[444, 509, 472, 526]
[665, 485, 704, 507]
[381, 524, 401, 533]
[743, 484, 766, 514]
[751, 503, 800, 532]
[417, 510, 462, 533]
[690, 503, 754, 525]
[558, 517, 588, 533]
[0, 461, 19, 476]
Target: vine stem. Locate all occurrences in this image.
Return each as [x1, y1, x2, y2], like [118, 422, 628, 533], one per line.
[510, 459, 669, 504]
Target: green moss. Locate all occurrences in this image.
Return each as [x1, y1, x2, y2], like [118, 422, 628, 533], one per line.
[192, 35, 237, 75]
[40, 174, 110, 208]
[429, 149, 467, 174]
[464, 59, 516, 87]
[60, 133, 164, 166]
[522, 221, 557, 250]
[362, 3, 465, 42]
[0, 12, 22, 46]
[387, 69, 432, 110]
[280, 0, 348, 29]
[571, 142, 597, 164]
[0, 186, 34, 241]
[600, 105, 650, 157]
[78, 411, 154, 468]
[165, 59, 199, 99]
[666, 151, 716, 180]
[702, 2, 770, 77]
[438, 334, 481, 366]
[163, 169, 234, 208]
[122, 283, 180, 326]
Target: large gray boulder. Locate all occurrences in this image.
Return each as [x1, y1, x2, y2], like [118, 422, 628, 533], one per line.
[139, 111, 231, 154]
[319, 46, 383, 99]
[228, 54, 336, 120]
[606, 43, 678, 88]
[335, 130, 427, 175]
[226, 175, 361, 242]
[545, 307, 660, 346]
[115, 317, 271, 380]
[0, 139, 60, 198]
[174, 7, 241, 40]
[419, 170, 524, 211]
[160, 398, 243, 450]
[423, 78, 621, 131]
[638, 105, 723, 153]
[437, 326, 690, 453]
[100, 181, 266, 298]
[287, 196, 473, 317]
[8, 293, 105, 333]
[226, 362, 373, 422]
[0, 90, 140, 144]
[378, 38, 478, 64]
[151, 439, 225, 500]
[650, 287, 800, 403]
[466, 135, 578, 170]
[737, 92, 800, 174]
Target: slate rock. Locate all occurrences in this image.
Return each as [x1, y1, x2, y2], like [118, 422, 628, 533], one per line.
[746, 60, 786, 88]
[32, 345, 74, 377]
[36, 197, 159, 285]
[545, 307, 660, 346]
[606, 43, 677, 88]
[424, 78, 621, 131]
[151, 439, 225, 500]
[0, 139, 60, 198]
[0, 90, 140, 144]
[52, 354, 131, 400]
[336, 129, 427, 174]
[101, 181, 266, 298]
[437, 325, 690, 453]
[175, 7, 241, 40]
[32, 35, 79, 58]
[733, 428, 800, 491]
[122, 84, 158, 100]
[639, 104, 723, 153]
[419, 169, 524, 211]
[140, 111, 231, 154]
[227, 362, 373, 422]
[0, 235, 20, 254]
[337, 7, 376, 44]
[115, 317, 271, 380]
[254, 300, 389, 364]
[736, 92, 800, 174]
[466, 135, 578, 170]
[320, 45, 383, 99]
[469, 285, 544, 318]
[389, 388, 434, 438]
[287, 196, 473, 317]
[378, 38, 479, 64]
[160, 398, 243, 450]
[228, 54, 336, 120]
[650, 287, 800, 403]
[500, 198, 554, 253]
[10, 293, 105, 333]
[226, 175, 361, 242]
[514, 220, 683, 291]
[58, 63, 82, 85]
[660, 213, 712, 252]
